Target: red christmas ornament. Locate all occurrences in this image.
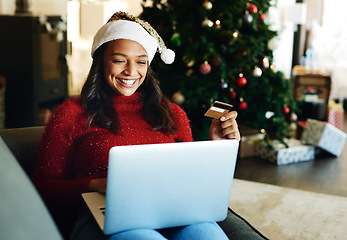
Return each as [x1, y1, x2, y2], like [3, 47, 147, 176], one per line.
[259, 13, 265, 21]
[249, 4, 258, 14]
[238, 100, 247, 110]
[236, 76, 247, 88]
[282, 106, 290, 115]
[209, 55, 222, 68]
[227, 89, 237, 100]
[199, 61, 211, 75]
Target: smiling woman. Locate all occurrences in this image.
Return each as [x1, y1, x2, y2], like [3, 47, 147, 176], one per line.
[31, 11, 241, 240]
[103, 39, 148, 96]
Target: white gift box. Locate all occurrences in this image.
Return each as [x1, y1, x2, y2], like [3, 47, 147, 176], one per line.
[255, 138, 315, 165]
[301, 118, 347, 156]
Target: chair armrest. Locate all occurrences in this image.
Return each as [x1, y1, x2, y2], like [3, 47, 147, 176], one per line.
[0, 135, 62, 239]
[0, 126, 44, 176]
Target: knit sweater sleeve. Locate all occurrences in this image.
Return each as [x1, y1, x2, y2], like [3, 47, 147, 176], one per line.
[170, 103, 193, 142]
[31, 99, 93, 208]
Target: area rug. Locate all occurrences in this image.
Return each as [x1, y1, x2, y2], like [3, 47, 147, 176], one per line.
[229, 179, 347, 240]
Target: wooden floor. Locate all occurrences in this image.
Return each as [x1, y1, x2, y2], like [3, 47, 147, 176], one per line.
[234, 114, 347, 198]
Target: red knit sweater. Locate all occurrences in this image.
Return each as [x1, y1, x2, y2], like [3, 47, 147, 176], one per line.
[32, 92, 192, 208]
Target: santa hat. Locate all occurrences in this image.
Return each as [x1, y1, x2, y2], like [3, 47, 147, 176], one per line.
[91, 11, 175, 64]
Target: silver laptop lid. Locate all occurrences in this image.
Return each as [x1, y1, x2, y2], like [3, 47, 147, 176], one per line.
[104, 140, 239, 235]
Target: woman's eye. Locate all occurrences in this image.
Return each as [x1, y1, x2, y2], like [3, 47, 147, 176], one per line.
[138, 61, 147, 65]
[112, 59, 124, 63]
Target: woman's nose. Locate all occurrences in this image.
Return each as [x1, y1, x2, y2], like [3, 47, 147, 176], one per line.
[124, 62, 136, 75]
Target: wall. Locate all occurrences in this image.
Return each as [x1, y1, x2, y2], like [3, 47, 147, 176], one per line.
[266, 0, 296, 79]
[126, 0, 142, 16]
[0, 0, 67, 15]
[301, 0, 324, 52]
[32, 0, 67, 15]
[0, 0, 140, 16]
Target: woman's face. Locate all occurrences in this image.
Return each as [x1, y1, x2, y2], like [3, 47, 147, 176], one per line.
[103, 39, 148, 96]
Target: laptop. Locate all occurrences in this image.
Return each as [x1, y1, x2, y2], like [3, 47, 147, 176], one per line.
[82, 139, 239, 235]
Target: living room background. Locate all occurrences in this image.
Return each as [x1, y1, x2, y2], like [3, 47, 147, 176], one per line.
[0, 0, 346, 129]
[1, 0, 345, 98]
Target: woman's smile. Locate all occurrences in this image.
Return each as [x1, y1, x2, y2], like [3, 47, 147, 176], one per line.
[117, 78, 137, 86]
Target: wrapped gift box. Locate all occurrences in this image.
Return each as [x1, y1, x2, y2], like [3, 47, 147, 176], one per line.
[301, 118, 346, 156]
[255, 138, 315, 165]
[239, 133, 264, 158]
[327, 100, 344, 131]
[239, 125, 264, 158]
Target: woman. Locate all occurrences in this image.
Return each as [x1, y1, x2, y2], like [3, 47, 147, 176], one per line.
[32, 12, 240, 240]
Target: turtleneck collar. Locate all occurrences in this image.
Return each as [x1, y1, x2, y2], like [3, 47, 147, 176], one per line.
[111, 92, 143, 104]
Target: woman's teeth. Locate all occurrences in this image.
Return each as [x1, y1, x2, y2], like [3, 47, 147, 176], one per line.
[119, 78, 136, 85]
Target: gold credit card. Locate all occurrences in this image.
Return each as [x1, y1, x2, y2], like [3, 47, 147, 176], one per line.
[204, 101, 233, 119]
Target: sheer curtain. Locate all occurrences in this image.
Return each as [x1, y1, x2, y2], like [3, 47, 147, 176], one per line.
[309, 0, 347, 99]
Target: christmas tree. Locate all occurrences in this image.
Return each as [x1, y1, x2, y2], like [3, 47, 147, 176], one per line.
[140, 0, 296, 141]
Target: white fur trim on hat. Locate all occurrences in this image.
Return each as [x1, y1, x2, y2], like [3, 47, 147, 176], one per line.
[91, 15, 175, 65]
[92, 20, 158, 63]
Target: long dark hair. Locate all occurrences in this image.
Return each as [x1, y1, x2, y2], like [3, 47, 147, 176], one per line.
[80, 44, 177, 135]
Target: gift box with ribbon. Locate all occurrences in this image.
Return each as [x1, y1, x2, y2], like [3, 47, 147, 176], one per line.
[254, 138, 315, 165]
[328, 100, 344, 132]
[301, 118, 346, 156]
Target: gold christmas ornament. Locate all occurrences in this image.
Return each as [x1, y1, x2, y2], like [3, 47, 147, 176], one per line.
[202, 18, 214, 27]
[252, 66, 262, 77]
[203, 1, 213, 10]
[172, 91, 185, 105]
[262, 57, 270, 68]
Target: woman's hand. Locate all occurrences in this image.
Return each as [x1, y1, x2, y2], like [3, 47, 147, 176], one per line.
[209, 111, 240, 141]
[88, 178, 107, 193]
